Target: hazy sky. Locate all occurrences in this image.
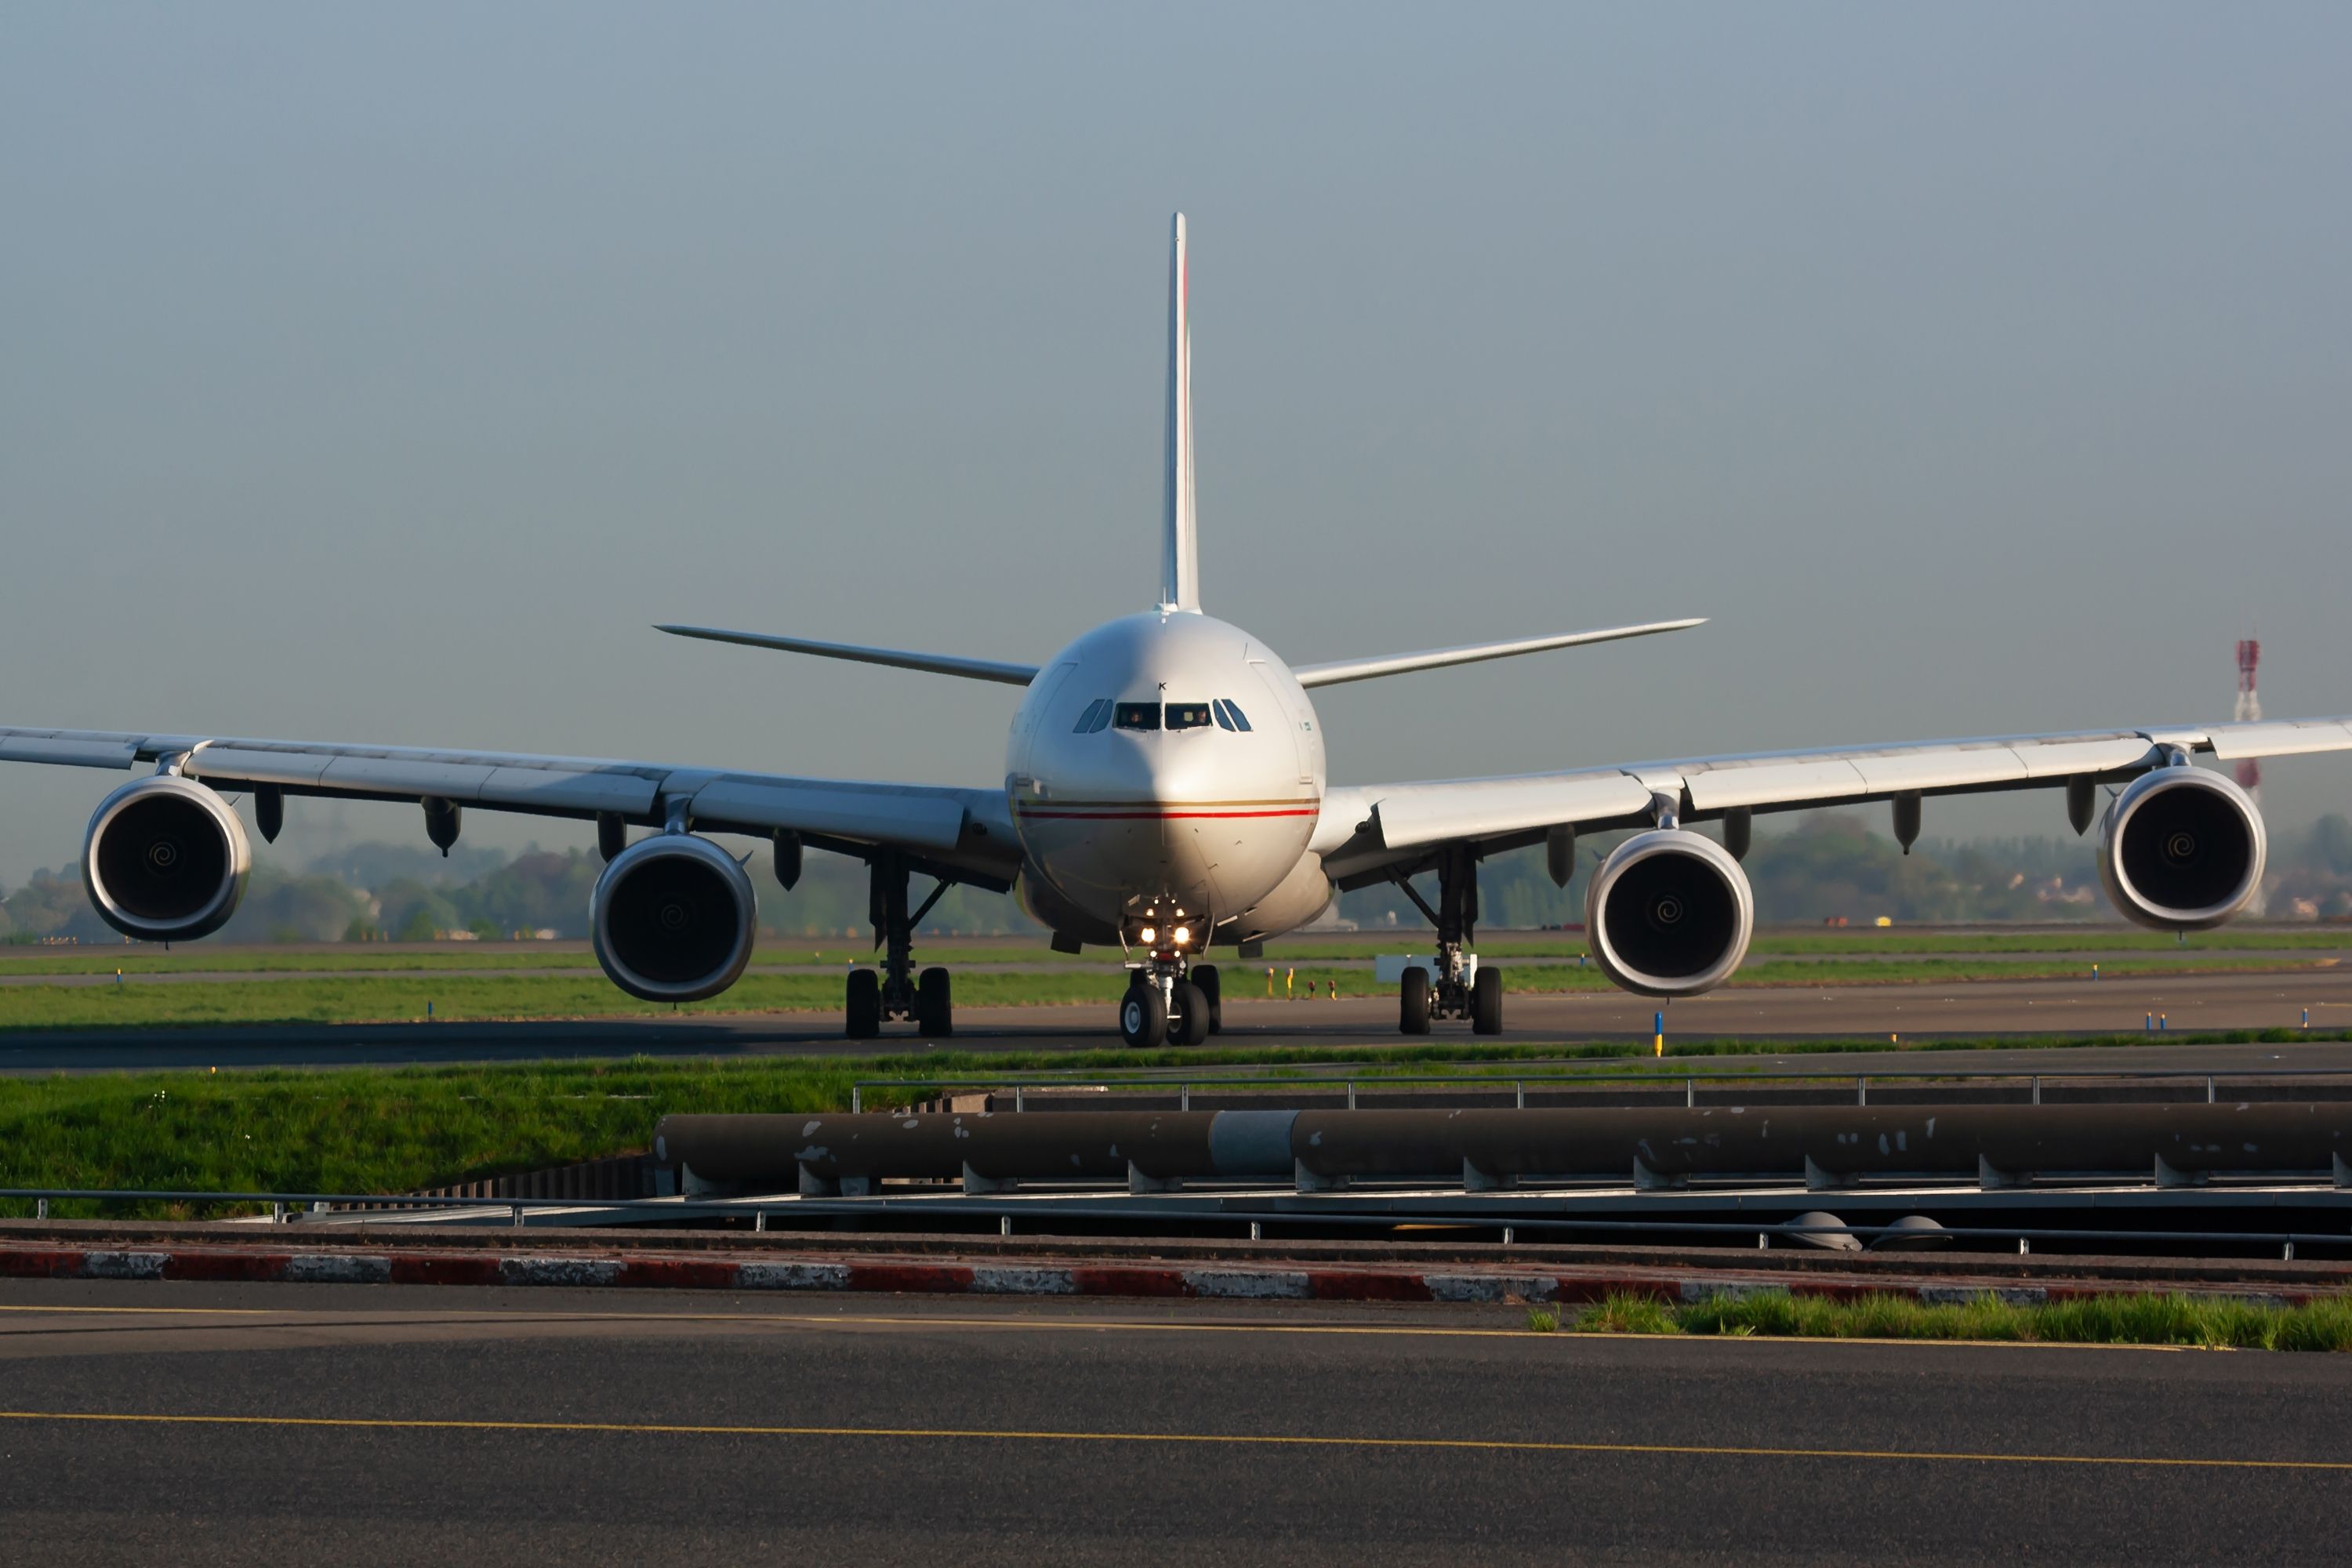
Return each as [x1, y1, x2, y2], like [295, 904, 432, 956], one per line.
[4, 4, 2348, 888]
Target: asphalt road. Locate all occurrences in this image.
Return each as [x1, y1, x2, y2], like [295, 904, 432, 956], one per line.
[0, 1279, 2346, 1565]
[3, 966, 2349, 1074]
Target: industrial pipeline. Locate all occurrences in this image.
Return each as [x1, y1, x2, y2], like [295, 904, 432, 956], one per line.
[655, 1104, 2352, 1197]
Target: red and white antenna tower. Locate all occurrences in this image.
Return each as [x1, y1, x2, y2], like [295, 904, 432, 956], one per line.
[2236, 638, 2265, 916]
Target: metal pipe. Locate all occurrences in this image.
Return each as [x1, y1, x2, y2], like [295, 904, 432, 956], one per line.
[1293, 1104, 2352, 1187]
[850, 1061, 2352, 1102]
[655, 1110, 1292, 1187]
[655, 1103, 2352, 1192]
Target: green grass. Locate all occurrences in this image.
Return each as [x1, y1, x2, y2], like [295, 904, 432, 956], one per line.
[6, 1035, 2352, 1217]
[1568, 1288, 2352, 1351]
[0, 953, 2337, 1031]
[0, 1044, 1789, 1209]
[0, 1058, 850, 1212]
[0, 1045, 1711, 1206]
[0, 971, 1125, 1030]
[1746, 929, 2352, 956]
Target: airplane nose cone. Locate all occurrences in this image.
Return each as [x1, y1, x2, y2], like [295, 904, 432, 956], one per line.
[1139, 734, 1225, 803]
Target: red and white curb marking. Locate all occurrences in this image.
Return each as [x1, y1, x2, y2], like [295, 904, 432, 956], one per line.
[0, 1241, 2331, 1308]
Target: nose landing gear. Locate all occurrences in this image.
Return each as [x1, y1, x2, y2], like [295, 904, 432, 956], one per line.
[1118, 949, 1221, 1048]
[844, 851, 958, 1040]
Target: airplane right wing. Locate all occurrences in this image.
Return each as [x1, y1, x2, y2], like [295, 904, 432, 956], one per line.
[1311, 717, 2352, 890]
[1291, 619, 1705, 688]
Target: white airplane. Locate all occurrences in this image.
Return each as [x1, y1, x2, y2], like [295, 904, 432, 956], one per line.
[9, 214, 2350, 1047]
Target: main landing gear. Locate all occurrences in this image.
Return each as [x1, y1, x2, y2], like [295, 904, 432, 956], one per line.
[1392, 844, 1504, 1037]
[845, 851, 956, 1040]
[1118, 953, 1221, 1049]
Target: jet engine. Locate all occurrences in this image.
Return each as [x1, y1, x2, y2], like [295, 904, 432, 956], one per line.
[2097, 766, 2265, 931]
[590, 834, 757, 1001]
[82, 775, 252, 942]
[1584, 829, 1754, 997]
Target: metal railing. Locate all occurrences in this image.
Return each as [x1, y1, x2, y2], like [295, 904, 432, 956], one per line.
[0, 1188, 741, 1226]
[851, 1063, 2352, 1113]
[0, 1185, 2343, 1260]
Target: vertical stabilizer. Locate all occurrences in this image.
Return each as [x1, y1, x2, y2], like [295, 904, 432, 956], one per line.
[1160, 212, 1200, 611]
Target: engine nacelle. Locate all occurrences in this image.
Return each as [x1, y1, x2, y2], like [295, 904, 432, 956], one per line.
[590, 833, 757, 1002]
[2097, 767, 2265, 931]
[82, 775, 252, 942]
[1584, 829, 1755, 997]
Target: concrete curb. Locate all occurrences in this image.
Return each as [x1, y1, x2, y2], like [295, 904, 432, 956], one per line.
[0, 1239, 2339, 1308]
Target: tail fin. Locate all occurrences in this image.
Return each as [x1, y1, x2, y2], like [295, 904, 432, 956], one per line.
[1160, 212, 1200, 612]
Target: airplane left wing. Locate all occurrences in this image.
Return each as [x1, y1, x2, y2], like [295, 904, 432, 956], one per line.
[1312, 717, 2352, 889]
[0, 726, 1022, 887]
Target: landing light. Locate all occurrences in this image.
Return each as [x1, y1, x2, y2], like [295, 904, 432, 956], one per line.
[1173, 926, 1192, 946]
[1139, 926, 1156, 945]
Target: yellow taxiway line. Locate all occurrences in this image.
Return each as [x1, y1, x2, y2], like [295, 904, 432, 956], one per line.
[0, 1409, 2339, 1470]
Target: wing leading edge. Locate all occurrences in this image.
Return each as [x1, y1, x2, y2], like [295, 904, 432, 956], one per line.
[654, 625, 1040, 686]
[1311, 717, 2352, 888]
[0, 726, 1022, 888]
[1292, 618, 1707, 688]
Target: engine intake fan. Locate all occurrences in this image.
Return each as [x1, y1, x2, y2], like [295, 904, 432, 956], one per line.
[2098, 767, 2265, 931]
[82, 775, 252, 942]
[1584, 829, 1755, 997]
[590, 833, 758, 1002]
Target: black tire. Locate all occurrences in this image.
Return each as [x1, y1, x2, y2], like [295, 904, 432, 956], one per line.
[916, 965, 953, 1038]
[1174, 982, 1212, 1046]
[1119, 980, 1167, 1048]
[1399, 965, 1432, 1036]
[845, 969, 882, 1039]
[1472, 967, 1504, 1036]
[1192, 964, 1223, 1033]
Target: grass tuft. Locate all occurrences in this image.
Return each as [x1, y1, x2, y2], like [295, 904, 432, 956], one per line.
[1562, 1289, 2352, 1351]
[1578, 1291, 1681, 1334]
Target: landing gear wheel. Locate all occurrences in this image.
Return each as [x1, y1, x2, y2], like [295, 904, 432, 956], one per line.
[845, 969, 882, 1040]
[1192, 964, 1222, 1034]
[1472, 967, 1504, 1036]
[916, 966, 953, 1037]
[1174, 982, 1212, 1046]
[1399, 965, 1432, 1036]
[1120, 981, 1167, 1049]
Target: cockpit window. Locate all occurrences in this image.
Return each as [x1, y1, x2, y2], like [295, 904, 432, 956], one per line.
[1084, 699, 1247, 735]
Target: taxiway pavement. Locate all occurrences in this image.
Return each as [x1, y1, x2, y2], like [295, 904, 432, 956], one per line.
[2, 965, 2348, 1074]
[0, 1279, 2345, 1564]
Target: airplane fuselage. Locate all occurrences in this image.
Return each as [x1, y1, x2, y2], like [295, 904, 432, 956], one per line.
[1007, 609, 1331, 949]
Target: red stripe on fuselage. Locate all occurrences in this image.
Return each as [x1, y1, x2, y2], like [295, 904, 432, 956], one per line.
[1016, 807, 1319, 821]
